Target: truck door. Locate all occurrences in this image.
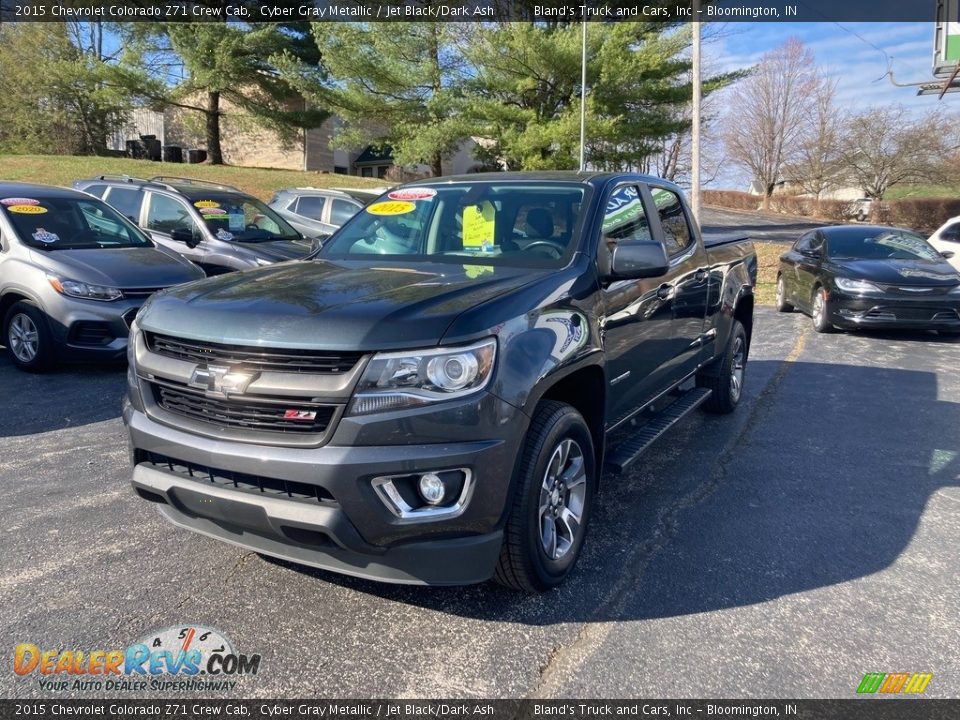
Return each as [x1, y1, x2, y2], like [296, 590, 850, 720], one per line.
[599, 184, 679, 427]
[646, 185, 711, 381]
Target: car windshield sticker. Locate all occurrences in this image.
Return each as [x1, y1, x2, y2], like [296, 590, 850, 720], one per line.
[462, 201, 496, 251]
[216, 228, 234, 241]
[194, 200, 220, 209]
[6, 204, 47, 214]
[367, 200, 416, 216]
[32, 228, 59, 244]
[199, 207, 225, 216]
[228, 212, 246, 232]
[1, 197, 40, 206]
[464, 264, 494, 279]
[387, 188, 436, 202]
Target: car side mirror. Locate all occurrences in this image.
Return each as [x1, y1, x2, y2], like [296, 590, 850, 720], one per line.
[942, 250, 955, 259]
[606, 241, 670, 280]
[170, 227, 200, 249]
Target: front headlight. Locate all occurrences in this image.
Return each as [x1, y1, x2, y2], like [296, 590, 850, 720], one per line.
[47, 276, 122, 301]
[834, 277, 883, 294]
[348, 338, 497, 416]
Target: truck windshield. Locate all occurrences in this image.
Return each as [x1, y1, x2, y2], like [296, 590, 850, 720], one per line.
[320, 182, 588, 268]
[1, 195, 153, 250]
[189, 194, 302, 243]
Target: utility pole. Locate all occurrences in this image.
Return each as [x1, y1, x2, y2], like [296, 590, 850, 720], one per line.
[579, 19, 587, 172]
[691, 2, 702, 223]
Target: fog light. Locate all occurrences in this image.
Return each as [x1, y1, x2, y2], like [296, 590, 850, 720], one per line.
[418, 473, 445, 505]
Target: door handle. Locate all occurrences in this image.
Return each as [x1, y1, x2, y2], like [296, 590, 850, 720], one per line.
[695, 268, 708, 282]
[656, 284, 673, 300]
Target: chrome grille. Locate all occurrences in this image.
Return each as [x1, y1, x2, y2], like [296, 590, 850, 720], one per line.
[151, 379, 335, 434]
[146, 332, 362, 374]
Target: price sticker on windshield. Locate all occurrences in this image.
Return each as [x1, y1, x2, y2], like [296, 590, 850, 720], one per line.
[367, 200, 416, 216]
[6, 204, 47, 214]
[463, 201, 495, 251]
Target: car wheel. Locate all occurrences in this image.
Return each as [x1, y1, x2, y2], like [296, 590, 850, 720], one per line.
[811, 287, 833, 333]
[495, 400, 596, 592]
[698, 319, 748, 414]
[775, 275, 793, 312]
[4, 301, 54, 372]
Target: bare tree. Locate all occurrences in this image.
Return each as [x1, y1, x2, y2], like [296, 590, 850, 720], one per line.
[785, 75, 844, 207]
[841, 106, 956, 201]
[722, 38, 819, 207]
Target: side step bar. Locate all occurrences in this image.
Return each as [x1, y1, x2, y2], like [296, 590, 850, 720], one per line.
[605, 387, 712, 474]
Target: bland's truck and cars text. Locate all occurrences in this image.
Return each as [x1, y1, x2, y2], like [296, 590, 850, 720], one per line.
[123, 172, 756, 591]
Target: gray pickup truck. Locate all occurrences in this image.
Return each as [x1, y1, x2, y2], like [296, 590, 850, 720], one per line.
[124, 172, 756, 592]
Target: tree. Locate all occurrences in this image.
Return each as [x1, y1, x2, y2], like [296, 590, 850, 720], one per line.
[840, 106, 957, 201]
[722, 38, 819, 206]
[784, 76, 844, 206]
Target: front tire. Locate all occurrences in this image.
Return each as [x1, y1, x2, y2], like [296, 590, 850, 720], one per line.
[811, 286, 833, 333]
[775, 275, 793, 312]
[495, 401, 596, 592]
[698, 319, 747, 414]
[4, 301, 54, 372]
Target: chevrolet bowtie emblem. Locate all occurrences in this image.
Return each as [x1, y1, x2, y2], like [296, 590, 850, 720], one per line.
[188, 365, 259, 398]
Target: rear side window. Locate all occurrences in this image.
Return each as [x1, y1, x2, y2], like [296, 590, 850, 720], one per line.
[602, 185, 652, 244]
[651, 188, 692, 255]
[145, 194, 199, 236]
[104, 187, 144, 224]
[294, 195, 327, 221]
[330, 198, 360, 225]
[82, 184, 108, 198]
[941, 222, 960, 242]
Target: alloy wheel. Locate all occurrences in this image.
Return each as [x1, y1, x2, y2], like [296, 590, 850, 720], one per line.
[538, 438, 587, 561]
[9, 313, 39, 363]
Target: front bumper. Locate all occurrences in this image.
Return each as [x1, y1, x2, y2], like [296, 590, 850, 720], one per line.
[827, 291, 960, 330]
[123, 392, 527, 585]
[44, 293, 141, 361]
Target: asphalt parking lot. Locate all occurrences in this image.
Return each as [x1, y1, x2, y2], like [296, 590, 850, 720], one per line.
[2, 210, 958, 699]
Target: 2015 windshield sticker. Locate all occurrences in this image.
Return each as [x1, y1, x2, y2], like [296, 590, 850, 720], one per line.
[32, 228, 58, 244]
[216, 229, 234, 241]
[6, 204, 47, 214]
[1, 197, 40, 206]
[194, 200, 220, 209]
[387, 188, 436, 201]
[367, 200, 416, 216]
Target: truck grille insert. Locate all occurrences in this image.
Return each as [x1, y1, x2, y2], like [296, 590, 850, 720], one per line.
[145, 332, 363, 374]
[137, 450, 336, 504]
[151, 380, 335, 434]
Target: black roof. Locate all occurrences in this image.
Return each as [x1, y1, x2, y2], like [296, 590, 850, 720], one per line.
[0, 182, 90, 199]
[817, 225, 922, 237]
[404, 170, 673, 187]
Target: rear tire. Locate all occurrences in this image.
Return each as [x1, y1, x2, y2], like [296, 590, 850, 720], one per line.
[495, 401, 596, 593]
[774, 275, 793, 312]
[811, 286, 833, 333]
[698, 320, 748, 414]
[4, 301, 54, 372]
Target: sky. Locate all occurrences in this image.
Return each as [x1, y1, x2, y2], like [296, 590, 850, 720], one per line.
[705, 22, 949, 187]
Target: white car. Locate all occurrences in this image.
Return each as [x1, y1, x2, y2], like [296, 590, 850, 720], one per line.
[928, 216, 960, 273]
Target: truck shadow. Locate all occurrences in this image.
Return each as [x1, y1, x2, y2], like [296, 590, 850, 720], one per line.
[0, 348, 126, 437]
[265, 358, 960, 625]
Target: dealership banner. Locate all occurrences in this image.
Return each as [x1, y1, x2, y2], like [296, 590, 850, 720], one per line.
[0, 0, 952, 24]
[1, 701, 959, 719]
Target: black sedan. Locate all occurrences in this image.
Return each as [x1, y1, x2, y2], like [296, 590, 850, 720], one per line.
[776, 225, 960, 335]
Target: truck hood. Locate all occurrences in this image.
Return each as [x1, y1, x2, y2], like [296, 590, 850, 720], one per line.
[828, 257, 960, 287]
[30, 246, 204, 289]
[236, 239, 313, 263]
[139, 260, 546, 350]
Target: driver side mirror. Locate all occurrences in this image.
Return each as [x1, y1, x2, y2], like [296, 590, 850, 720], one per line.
[170, 227, 200, 249]
[606, 241, 670, 280]
[942, 250, 955, 259]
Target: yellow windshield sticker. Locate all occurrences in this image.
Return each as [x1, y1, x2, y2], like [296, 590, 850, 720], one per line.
[464, 264, 494, 279]
[462, 201, 495, 250]
[194, 200, 220, 209]
[7, 204, 47, 214]
[367, 200, 416, 216]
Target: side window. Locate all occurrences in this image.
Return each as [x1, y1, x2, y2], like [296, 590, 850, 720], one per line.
[330, 198, 360, 225]
[941, 222, 960, 242]
[104, 187, 144, 224]
[602, 185, 652, 245]
[809, 233, 825, 254]
[83, 184, 108, 199]
[794, 232, 814, 253]
[294, 195, 327, 221]
[650, 187, 693, 256]
[145, 194, 199, 237]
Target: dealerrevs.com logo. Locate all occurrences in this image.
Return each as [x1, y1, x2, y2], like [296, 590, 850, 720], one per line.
[856, 672, 933, 695]
[14, 625, 261, 693]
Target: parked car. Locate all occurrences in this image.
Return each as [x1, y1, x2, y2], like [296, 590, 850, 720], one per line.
[124, 172, 756, 591]
[847, 198, 873, 222]
[0, 182, 205, 371]
[776, 225, 960, 335]
[73, 175, 317, 275]
[927, 215, 960, 273]
[268, 187, 384, 238]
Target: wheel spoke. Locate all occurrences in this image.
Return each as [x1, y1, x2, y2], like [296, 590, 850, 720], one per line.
[560, 455, 586, 487]
[541, 516, 557, 559]
[558, 507, 581, 543]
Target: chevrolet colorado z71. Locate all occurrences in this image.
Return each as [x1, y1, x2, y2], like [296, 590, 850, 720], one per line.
[124, 172, 756, 592]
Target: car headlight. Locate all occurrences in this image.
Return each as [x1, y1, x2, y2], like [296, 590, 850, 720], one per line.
[47, 276, 122, 301]
[255, 257, 273, 267]
[348, 338, 497, 416]
[834, 277, 883, 294]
